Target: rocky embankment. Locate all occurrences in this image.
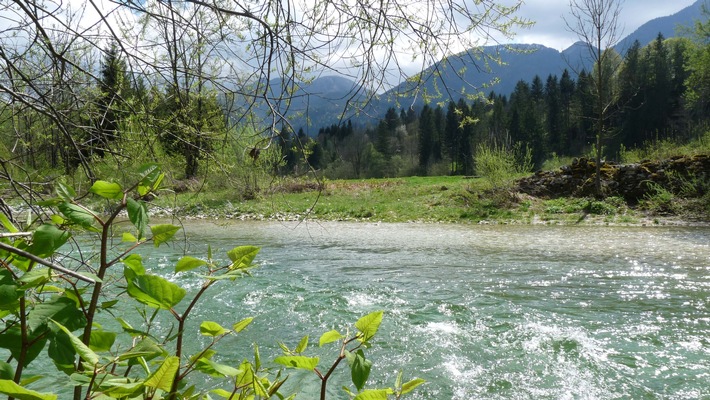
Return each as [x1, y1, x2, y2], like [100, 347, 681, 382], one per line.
[517, 155, 710, 200]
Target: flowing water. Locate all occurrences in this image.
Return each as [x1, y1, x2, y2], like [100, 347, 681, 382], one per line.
[52, 222, 710, 399]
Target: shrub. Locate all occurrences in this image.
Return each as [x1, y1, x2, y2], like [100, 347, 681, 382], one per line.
[474, 142, 532, 190]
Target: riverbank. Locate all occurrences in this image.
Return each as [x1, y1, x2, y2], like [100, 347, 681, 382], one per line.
[151, 173, 709, 226]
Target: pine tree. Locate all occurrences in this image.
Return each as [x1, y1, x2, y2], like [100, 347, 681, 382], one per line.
[418, 104, 435, 171]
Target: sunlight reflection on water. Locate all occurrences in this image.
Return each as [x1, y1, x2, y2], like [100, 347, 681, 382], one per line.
[124, 222, 710, 399]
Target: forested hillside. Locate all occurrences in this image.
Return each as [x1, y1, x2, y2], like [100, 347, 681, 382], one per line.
[277, 33, 709, 181]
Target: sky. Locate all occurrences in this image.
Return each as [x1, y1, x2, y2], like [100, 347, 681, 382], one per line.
[511, 0, 699, 50]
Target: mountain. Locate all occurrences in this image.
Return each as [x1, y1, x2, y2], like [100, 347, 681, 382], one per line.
[246, 75, 370, 133]
[381, 43, 590, 110]
[615, 0, 704, 54]
[277, 0, 704, 133]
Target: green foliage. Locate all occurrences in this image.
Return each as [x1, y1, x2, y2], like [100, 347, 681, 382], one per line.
[619, 130, 710, 163]
[640, 182, 677, 215]
[474, 142, 533, 190]
[0, 165, 422, 400]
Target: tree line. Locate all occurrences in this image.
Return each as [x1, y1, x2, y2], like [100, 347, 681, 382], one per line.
[277, 32, 710, 180]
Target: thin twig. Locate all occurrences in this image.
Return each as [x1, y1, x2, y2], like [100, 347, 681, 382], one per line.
[0, 241, 97, 284]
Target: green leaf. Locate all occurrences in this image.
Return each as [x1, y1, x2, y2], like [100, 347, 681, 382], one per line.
[253, 344, 261, 370]
[94, 378, 143, 397]
[234, 361, 256, 387]
[195, 358, 241, 377]
[199, 321, 228, 337]
[48, 331, 76, 374]
[0, 270, 20, 312]
[347, 349, 372, 392]
[89, 180, 123, 200]
[18, 268, 51, 288]
[355, 311, 384, 342]
[353, 389, 392, 400]
[138, 163, 163, 196]
[273, 356, 319, 371]
[319, 330, 343, 347]
[0, 328, 47, 366]
[57, 203, 96, 230]
[50, 320, 99, 366]
[28, 297, 86, 333]
[118, 338, 164, 363]
[122, 232, 138, 243]
[150, 224, 180, 248]
[89, 330, 117, 352]
[295, 335, 308, 354]
[55, 181, 76, 201]
[126, 198, 149, 240]
[29, 224, 70, 258]
[0, 361, 13, 380]
[116, 318, 149, 337]
[226, 246, 260, 270]
[125, 270, 186, 310]
[122, 254, 146, 275]
[49, 214, 65, 225]
[101, 300, 119, 309]
[401, 378, 426, 395]
[144, 356, 180, 392]
[0, 379, 57, 400]
[175, 256, 208, 273]
[210, 388, 233, 398]
[0, 213, 18, 233]
[190, 349, 215, 363]
[232, 317, 253, 333]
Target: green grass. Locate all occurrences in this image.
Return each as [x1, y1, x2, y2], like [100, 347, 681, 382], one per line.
[155, 175, 529, 223]
[152, 175, 687, 224]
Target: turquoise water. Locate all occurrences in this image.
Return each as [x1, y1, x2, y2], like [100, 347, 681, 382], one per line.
[135, 221, 708, 400]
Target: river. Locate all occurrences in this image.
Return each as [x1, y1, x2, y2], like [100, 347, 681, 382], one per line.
[132, 221, 708, 399]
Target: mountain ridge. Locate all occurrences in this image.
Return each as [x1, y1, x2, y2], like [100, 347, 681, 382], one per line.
[275, 0, 705, 133]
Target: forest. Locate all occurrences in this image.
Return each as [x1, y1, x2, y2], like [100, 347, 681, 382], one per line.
[278, 33, 710, 181]
[0, 1, 708, 198]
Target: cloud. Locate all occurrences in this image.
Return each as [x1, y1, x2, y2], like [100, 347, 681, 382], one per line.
[511, 0, 698, 50]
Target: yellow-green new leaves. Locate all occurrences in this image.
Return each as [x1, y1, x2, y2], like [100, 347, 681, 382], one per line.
[233, 317, 253, 333]
[352, 389, 392, 400]
[319, 330, 344, 347]
[273, 356, 319, 371]
[175, 256, 208, 273]
[137, 163, 164, 197]
[144, 356, 180, 392]
[89, 180, 124, 200]
[400, 378, 426, 395]
[0, 213, 18, 233]
[200, 321, 229, 337]
[355, 311, 383, 342]
[227, 246, 260, 270]
[0, 379, 57, 400]
[123, 262, 186, 310]
[295, 335, 308, 353]
[150, 224, 181, 248]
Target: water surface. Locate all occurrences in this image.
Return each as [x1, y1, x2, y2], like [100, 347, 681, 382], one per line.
[148, 222, 709, 399]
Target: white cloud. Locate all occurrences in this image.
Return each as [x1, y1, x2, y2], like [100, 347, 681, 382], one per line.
[511, 0, 699, 50]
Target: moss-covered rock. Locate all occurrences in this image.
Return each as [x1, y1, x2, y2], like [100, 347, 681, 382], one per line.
[517, 156, 710, 200]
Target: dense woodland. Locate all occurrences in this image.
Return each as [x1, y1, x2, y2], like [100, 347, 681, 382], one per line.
[279, 33, 710, 180]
